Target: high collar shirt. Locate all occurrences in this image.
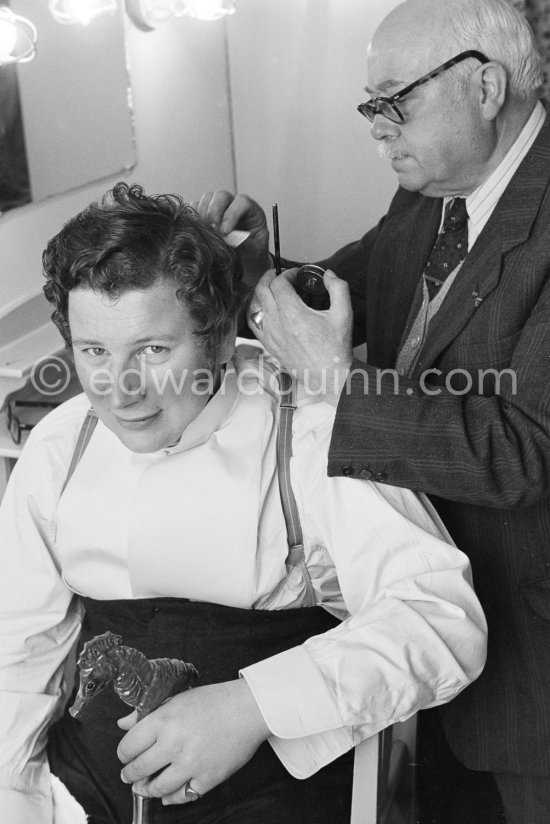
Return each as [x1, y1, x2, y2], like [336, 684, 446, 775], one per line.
[0, 342, 486, 822]
[461, 98, 546, 249]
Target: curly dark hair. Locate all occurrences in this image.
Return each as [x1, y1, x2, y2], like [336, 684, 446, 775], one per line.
[43, 182, 243, 362]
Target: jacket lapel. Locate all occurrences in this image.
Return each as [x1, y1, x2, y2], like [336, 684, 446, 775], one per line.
[367, 190, 441, 366]
[413, 113, 550, 373]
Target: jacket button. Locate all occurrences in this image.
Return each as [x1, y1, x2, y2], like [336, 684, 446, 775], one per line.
[342, 465, 355, 476]
[374, 472, 388, 483]
[359, 469, 373, 480]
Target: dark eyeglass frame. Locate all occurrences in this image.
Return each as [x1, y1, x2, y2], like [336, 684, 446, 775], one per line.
[357, 50, 490, 124]
[6, 400, 58, 444]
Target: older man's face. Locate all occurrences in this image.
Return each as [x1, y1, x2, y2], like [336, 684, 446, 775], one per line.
[366, 40, 494, 198]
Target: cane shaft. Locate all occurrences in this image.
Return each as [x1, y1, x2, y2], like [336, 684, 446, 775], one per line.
[132, 791, 152, 824]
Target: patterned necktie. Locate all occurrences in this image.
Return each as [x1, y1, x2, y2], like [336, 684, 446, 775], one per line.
[424, 197, 468, 300]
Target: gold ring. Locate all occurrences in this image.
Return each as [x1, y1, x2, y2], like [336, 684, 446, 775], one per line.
[249, 309, 264, 330]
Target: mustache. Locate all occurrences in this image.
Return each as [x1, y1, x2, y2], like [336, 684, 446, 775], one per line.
[377, 141, 407, 161]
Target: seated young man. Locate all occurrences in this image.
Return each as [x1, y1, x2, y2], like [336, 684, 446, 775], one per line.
[0, 182, 486, 824]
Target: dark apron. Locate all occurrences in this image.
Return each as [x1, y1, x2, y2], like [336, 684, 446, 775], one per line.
[48, 597, 354, 824]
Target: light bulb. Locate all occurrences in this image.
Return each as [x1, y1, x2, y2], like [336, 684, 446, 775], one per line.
[0, 17, 17, 60]
[125, 0, 235, 28]
[0, 7, 37, 64]
[49, 0, 118, 25]
[181, 0, 235, 21]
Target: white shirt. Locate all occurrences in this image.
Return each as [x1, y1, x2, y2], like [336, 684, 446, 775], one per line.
[0, 342, 486, 822]
[464, 99, 546, 249]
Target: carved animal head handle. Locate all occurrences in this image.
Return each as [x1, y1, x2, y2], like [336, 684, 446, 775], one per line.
[69, 630, 198, 719]
[69, 631, 123, 718]
[68, 631, 199, 824]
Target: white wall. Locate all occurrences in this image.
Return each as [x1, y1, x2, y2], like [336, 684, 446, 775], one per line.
[0, 1, 404, 496]
[0, 13, 235, 316]
[14, 0, 135, 202]
[228, 0, 401, 260]
[0, 1, 402, 315]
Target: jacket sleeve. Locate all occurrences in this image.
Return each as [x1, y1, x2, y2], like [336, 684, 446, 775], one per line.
[328, 266, 550, 508]
[241, 404, 487, 778]
[0, 431, 84, 823]
[317, 214, 388, 348]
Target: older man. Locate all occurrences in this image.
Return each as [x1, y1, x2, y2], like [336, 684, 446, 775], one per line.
[195, 0, 550, 821]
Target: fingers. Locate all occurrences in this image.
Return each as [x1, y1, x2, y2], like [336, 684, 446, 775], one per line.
[116, 709, 138, 731]
[120, 742, 162, 784]
[322, 269, 352, 319]
[117, 717, 156, 765]
[273, 267, 349, 307]
[247, 265, 353, 386]
[192, 190, 234, 231]
[162, 778, 205, 806]
[253, 267, 349, 317]
[249, 266, 324, 338]
[191, 191, 267, 237]
[133, 764, 197, 799]
[272, 267, 298, 288]
[118, 681, 269, 808]
[247, 269, 279, 338]
[252, 267, 304, 311]
[219, 194, 262, 236]
[252, 268, 278, 309]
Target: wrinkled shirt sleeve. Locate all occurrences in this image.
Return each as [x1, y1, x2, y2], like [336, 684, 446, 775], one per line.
[241, 405, 487, 777]
[0, 431, 83, 823]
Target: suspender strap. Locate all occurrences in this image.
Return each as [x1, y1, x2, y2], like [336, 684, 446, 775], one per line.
[276, 370, 305, 566]
[63, 372, 314, 604]
[61, 409, 98, 495]
[274, 370, 316, 606]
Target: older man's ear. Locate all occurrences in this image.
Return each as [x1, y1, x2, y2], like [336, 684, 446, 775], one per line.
[476, 61, 508, 121]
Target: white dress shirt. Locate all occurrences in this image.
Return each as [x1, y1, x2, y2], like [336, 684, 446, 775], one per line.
[465, 99, 546, 248]
[0, 341, 487, 823]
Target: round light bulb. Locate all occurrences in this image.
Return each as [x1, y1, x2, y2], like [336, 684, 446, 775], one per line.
[67, 0, 94, 24]
[0, 17, 17, 60]
[183, 0, 235, 21]
[49, 0, 117, 25]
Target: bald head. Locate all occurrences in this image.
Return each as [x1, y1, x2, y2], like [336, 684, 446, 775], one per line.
[369, 0, 542, 99]
[370, 0, 456, 73]
[363, 0, 541, 197]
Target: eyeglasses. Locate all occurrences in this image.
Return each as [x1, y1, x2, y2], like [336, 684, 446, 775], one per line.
[357, 50, 490, 124]
[6, 400, 58, 444]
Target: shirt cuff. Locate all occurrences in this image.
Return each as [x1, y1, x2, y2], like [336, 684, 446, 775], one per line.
[240, 645, 342, 738]
[267, 727, 356, 778]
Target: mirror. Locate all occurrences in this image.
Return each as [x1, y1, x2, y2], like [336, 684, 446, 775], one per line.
[0, 0, 135, 216]
[0, 60, 31, 213]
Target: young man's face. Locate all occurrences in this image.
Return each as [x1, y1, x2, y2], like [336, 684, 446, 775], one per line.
[69, 279, 219, 453]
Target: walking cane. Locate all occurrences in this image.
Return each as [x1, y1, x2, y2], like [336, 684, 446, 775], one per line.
[69, 630, 198, 824]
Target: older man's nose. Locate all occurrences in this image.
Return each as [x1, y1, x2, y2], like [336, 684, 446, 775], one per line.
[371, 113, 401, 140]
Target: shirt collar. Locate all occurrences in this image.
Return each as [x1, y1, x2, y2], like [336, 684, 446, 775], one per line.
[443, 100, 546, 247]
[160, 360, 239, 456]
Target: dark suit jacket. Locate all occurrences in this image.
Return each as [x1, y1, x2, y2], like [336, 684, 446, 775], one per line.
[323, 113, 550, 775]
